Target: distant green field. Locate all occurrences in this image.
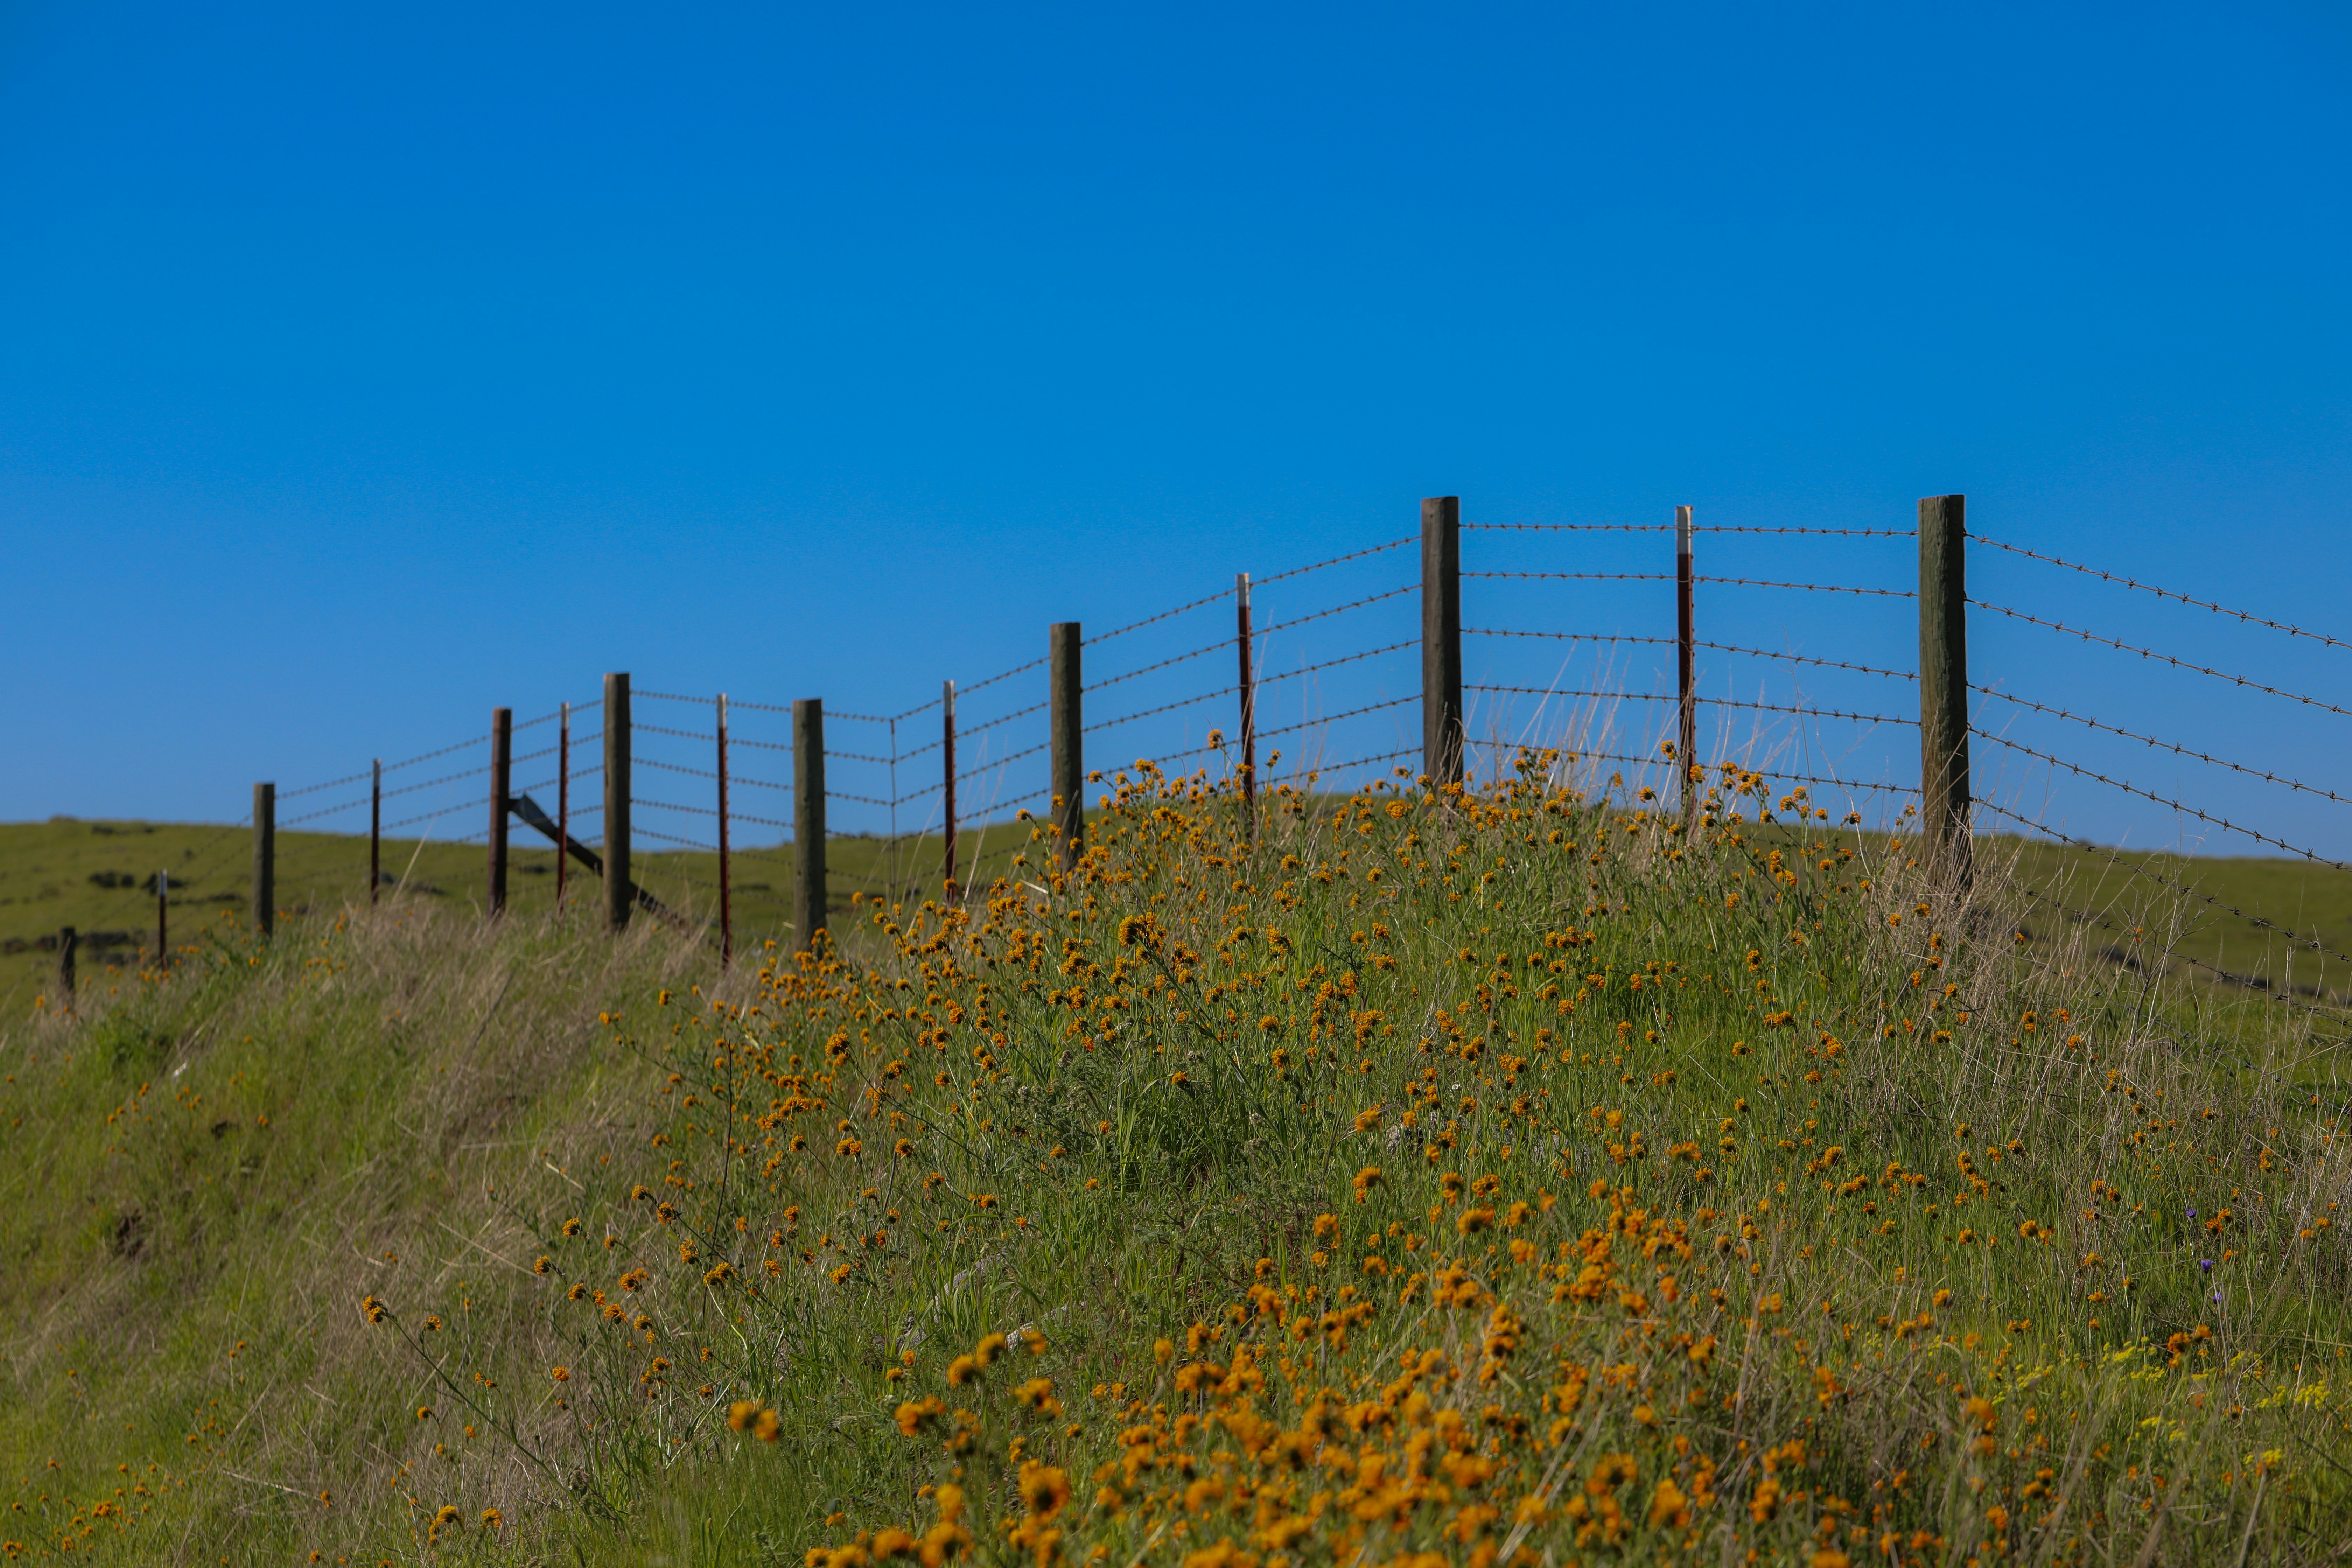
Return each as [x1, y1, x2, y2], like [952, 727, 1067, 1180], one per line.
[4, 812, 2345, 1017]
[0, 813, 1044, 1010]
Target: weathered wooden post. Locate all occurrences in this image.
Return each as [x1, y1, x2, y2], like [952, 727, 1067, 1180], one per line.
[1918, 495, 1973, 890]
[57, 926, 76, 1007]
[1676, 505, 1698, 828]
[488, 706, 512, 915]
[1236, 573, 1258, 833]
[252, 782, 275, 937]
[1421, 497, 1463, 787]
[793, 699, 826, 953]
[1050, 622, 1083, 872]
[941, 680, 959, 899]
[604, 673, 632, 931]
[716, 694, 732, 965]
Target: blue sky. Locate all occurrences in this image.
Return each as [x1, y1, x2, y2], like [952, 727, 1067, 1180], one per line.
[3, 2, 2347, 862]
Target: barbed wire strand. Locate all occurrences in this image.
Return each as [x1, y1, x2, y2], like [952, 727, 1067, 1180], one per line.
[1465, 628, 1918, 681]
[1975, 686, 2352, 809]
[1972, 534, 2351, 653]
[1968, 599, 2352, 719]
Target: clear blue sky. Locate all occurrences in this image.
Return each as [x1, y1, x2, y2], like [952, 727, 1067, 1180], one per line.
[4, 2, 2347, 861]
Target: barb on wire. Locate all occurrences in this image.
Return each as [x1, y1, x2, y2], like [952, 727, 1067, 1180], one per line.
[730, 812, 792, 832]
[634, 797, 720, 818]
[1256, 693, 1419, 744]
[1466, 628, 1918, 681]
[1255, 639, 1416, 690]
[1092, 636, 1229, 693]
[637, 690, 716, 706]
[1256, 583, 1418, 638]
[1697, 576, 1914, 598]
[1466, 684, 1917, 728]
[1464, 522, 1673, 534]
[640, 756, 720, 782]
[638, 722, 720, 744]
[957, 740, 1050, 785]
[637, 827, 719, 852]
[957, 656, 1050, 699]
[1968, 598, 2352, 719]
[732, 736, 793, 754]
[1254, 536, 1416, 587]
[1090, 587, 1231, 646]
[379, 764, 492, 803]
[1465, 571, 1673, 583]
[1973, 534, 2351, 652]
[1976, 800, 2352, 973]
[1977, 734, 2350, 870]
[1085, 688, 1235, 736]
[1976, 686, 2352, 808]
[730, 774, 792, 793]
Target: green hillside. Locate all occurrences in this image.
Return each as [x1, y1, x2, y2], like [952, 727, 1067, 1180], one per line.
[2, 766, 2348, 1564]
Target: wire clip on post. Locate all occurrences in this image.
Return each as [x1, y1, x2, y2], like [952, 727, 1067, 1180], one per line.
[252, 782, 276, 937]
[793, 699, 826, 954]
[1051, 622, 1084, 872]
[942, 680, 959, 899]
[1422, 496, 1463, 787]
[1918, 495, 1972, 891]
[1236, 573, 1258, 836]
[488, 706, 513, 915]
[604, 673, 632, 932]
[1676, 505, 1697, 830]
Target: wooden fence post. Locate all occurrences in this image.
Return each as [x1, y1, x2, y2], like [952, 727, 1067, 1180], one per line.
[1050, 622, 1083, 872]
[793, 699, 826, 953]
[1236, 573, 1258, 833]
[488, 707, 512, 915]
[253, 782, 275, 937]
[1918, 495, 1973, 890]
[942, 680, 958, 899]
[1421, 497, 1463, 787]
[57, 926, 76, 1007]
[556, 705, 569, 912]
[1677, 505, 1698, 828]
[604, 673, 632, 931]
[369, 759, 382, 906]
[717, 694, 732, 965]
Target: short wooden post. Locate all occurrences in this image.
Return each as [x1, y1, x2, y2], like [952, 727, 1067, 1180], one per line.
[1050, 622, 1083, 872]
[1676, 505, 1698, 828]
[252, 782, 275, 936]
[1918, 495, 1973, 889]
[716, 694, 732, 965]
[369, 759, 382, 905]
[941, 680, 959, 899]
[155, 870, 168, 968]
[1421, 497, 1463, 786]
[1236, 573, 1258, 833]
[604, 673, 632, 931]
[487, 706, 513, 915]
[793, 699, 826, 953]
[57, 926, 75, 1008]
[555, 705, 569, 911]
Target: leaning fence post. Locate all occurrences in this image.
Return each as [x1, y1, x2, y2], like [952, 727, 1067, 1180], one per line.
[604, 673, 632, 931]
[716, 693, 732, 965]
[1918, 495, 1973, 890]
[369, 758, 382, 906]
[1050, 622, 1084, 872]
[253, 782, 275, 937]
[942, 680, 959, 899]
[556, 705, 569, 912]
[1421, 497, 1463, 787]
[57, 926, 76, 1008]
[488, 706, 512, 915]
[1676, 505, 1698, 829]
[793, 699, 827, 953]
[1236, 573, 1258, 833]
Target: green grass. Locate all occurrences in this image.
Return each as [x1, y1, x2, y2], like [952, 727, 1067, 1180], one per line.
[3, 767, 2349, 1566]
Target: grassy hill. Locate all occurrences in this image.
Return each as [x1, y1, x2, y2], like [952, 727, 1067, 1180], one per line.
[2, 762, 2348, 1565]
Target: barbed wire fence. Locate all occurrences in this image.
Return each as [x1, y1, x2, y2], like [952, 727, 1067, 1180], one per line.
[41, 492, 2347, 1024]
